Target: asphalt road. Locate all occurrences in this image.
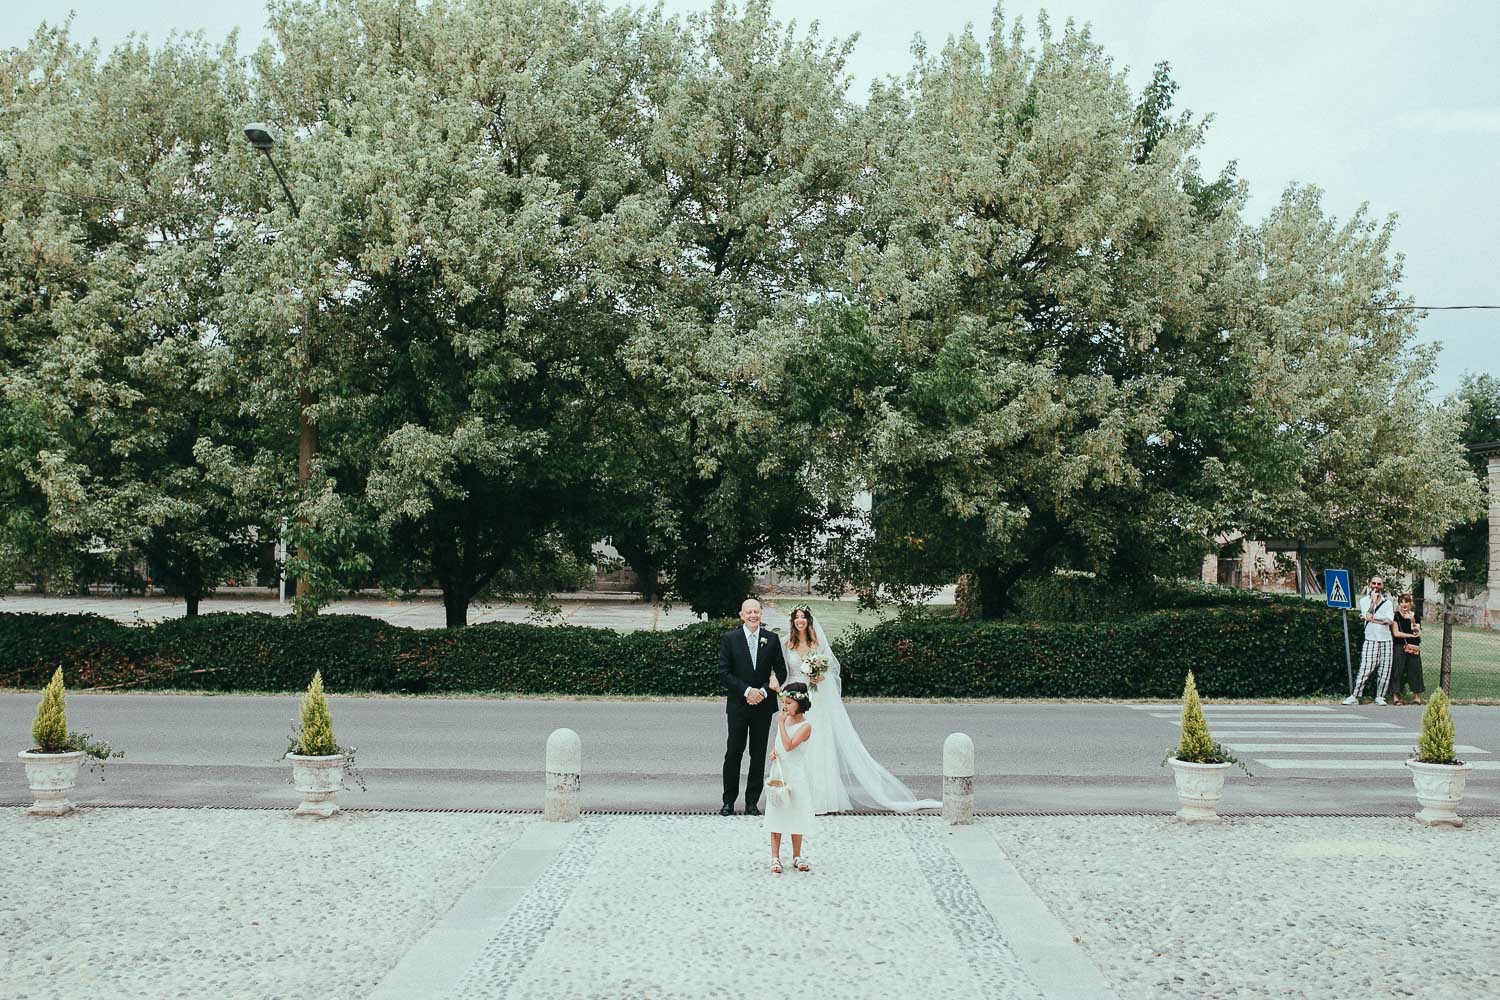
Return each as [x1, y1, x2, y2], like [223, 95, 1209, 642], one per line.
[5, 694, 1498, 815]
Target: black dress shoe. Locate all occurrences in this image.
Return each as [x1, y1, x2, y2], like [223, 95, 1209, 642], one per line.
[744, 805, 761, 816]
[719, 804, 735, 816]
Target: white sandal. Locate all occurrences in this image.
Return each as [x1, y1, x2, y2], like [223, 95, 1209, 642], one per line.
[793, 856, 810, 873]
[770, 856, 783, 874]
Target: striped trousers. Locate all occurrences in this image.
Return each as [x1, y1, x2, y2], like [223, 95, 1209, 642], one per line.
[1352, 639, 1393, 699]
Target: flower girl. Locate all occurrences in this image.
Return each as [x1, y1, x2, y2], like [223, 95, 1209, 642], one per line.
[764, 682, 814, 873]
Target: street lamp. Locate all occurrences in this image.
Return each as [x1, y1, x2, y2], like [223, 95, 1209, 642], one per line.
[242, 123, 300, 217]
[244, 121, 315, 609]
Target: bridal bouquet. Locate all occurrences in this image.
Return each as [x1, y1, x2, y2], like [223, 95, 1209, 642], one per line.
[803, 652, 830, 686]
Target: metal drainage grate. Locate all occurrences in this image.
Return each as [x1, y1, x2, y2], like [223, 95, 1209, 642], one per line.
[6, 802, 1495, 818]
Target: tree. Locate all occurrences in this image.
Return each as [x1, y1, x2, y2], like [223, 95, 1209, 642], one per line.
[214, 0, 670, 626]
[1441, 374, 1500, 590]
[1, 25, 274, 614]
[594, 0, 866, 617]
[825, 12, 1482, 617]
[0, 23, 107, 594]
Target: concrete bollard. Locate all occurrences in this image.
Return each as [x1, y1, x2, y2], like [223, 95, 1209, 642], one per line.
[544, 728, 581, 822]
[943, 732, 975, 825]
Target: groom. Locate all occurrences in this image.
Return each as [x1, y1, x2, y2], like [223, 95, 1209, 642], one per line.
[718, 597, 787, 816]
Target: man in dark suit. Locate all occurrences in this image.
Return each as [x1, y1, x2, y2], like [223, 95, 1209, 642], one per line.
[718, 596, 787, 816]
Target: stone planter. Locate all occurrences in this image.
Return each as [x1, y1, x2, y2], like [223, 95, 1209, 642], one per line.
[1406, 759, 1473, 828]
[1168, 757, 1231, 824]
[18, 750, 85, 816]
[286, 753, 346, 817]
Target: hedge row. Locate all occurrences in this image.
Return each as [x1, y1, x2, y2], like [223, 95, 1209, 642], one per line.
[1008, 574, 1308, 623]
[0, 601, 1344, 698]
[0, 612, 734, 696]
[842, 603, 1345, 698]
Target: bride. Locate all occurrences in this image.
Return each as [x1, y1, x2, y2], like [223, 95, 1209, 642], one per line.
[780, 605, 940, 814]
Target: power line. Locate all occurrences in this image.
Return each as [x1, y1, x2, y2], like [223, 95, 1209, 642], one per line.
[1365, 304, 1500, 311]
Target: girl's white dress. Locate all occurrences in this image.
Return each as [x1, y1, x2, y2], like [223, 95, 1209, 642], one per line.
[762, 720, 815, 837]
[784, 635, 941, 815]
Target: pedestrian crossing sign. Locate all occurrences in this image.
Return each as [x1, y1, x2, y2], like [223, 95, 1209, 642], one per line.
[1324, 569, 1352, 609]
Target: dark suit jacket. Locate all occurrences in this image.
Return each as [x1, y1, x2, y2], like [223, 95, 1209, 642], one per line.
[718, 626, 787, 706]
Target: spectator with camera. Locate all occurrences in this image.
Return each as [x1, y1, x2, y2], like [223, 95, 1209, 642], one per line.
[1343, 576, 1396, 705]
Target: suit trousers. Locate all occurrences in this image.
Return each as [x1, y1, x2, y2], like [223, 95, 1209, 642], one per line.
[723, 697, 775, 808]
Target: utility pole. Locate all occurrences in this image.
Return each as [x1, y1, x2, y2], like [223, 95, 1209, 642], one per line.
[244, 123, 317, 611]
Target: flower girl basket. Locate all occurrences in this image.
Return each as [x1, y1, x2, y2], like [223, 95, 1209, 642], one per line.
[766, 755, 791, 809]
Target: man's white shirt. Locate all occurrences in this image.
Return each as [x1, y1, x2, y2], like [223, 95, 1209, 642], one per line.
[743, 625, 765, 698]
[1360, 593, 1394, 643]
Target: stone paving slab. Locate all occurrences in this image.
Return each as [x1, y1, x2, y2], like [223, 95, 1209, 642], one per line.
[370, 821, 582, 1000]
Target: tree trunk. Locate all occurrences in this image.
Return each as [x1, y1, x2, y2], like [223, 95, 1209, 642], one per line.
[635, 564, 660, 604]
[1440, 608, 1454, 695]
[974, 564, 1018, 620]
[442, 588, 469, 629]
[294, 380, 318, 613]
[185, 593, 200, 617]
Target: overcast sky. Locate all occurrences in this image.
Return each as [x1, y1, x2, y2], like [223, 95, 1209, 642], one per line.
[6, 1, 1497, 397]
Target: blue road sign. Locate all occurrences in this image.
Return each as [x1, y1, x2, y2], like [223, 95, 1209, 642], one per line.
[1324, 569, 1352, 609]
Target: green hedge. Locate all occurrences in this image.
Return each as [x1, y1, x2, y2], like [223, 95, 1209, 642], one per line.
[0, 602, 1344, 698]
[1008, 574, 1309, 622]
[0, 612, 738, 696]
[841, 603, 1345, 698]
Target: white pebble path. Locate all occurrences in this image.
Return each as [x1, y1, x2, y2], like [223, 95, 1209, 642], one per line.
[0, 808, 527, 1000]
[987, 816, 1500, 1000]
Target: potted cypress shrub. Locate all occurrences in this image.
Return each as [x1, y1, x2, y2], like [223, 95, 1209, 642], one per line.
[1164, 671, 1247, 823]
[1406, 689, 1472, 827]
[17, 667, 121, 816]
[285, 671, 355, 817]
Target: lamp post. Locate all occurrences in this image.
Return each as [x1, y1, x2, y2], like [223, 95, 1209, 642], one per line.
[244, 122, 316, 609]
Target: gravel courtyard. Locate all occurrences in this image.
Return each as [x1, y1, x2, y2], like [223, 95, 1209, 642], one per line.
[988, 815, 1500, 1000]
[0, 809, 527, 1000]
[4, 809, 1496, 999]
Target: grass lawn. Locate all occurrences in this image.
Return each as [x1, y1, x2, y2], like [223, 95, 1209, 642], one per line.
[1444, 625, 1500, 700]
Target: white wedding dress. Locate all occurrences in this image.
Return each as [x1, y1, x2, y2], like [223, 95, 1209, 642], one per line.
[783, 623, 940, 814]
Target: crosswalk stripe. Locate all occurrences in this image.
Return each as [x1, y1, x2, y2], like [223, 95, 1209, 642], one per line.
[1214, 731, 1418, 738]
[1149, 712, 1374, 720]
[1157, 715, 1399, 726]
[1152, 706, 1496, 773]
[1255, 759, 1500, 770]
[1195, 707, 1338, 713]
[1226, 743, 1488, 754]
[1126, 704, 1335, 712]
